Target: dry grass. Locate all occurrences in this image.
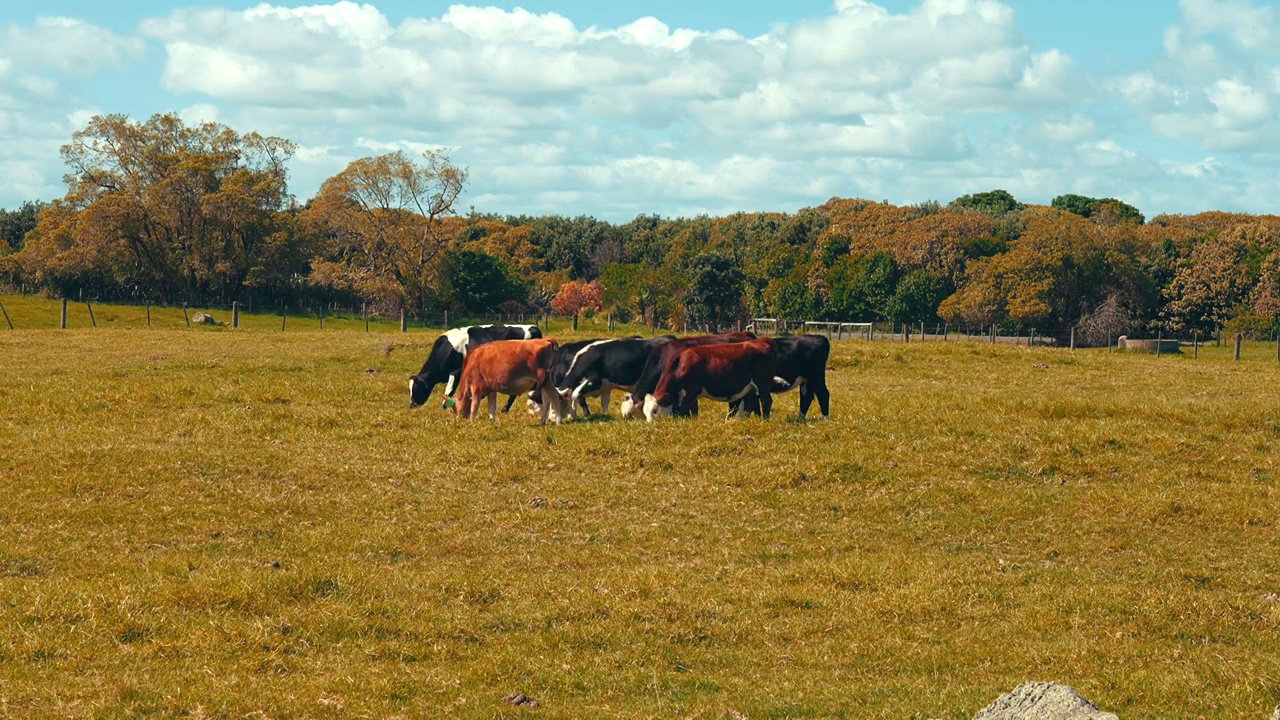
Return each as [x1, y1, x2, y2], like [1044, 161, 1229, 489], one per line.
[3, 298, 1280, 718]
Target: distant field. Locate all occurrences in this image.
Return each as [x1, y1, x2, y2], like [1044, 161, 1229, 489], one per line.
[3, 302, 1280, 718]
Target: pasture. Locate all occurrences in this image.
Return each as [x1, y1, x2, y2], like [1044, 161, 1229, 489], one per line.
[2, 309, 1280, 718]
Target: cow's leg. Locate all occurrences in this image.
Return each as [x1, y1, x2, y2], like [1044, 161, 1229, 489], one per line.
[501, 394, 519, 413]
[814, 380, 831, 419]
[468, 389, 482, 421]
[599, 391, 611, 415]
[798, 379, 814, 418]
[487, 392, 498, 421]
[679, 385, 701, 417]
[760, 386, 773, 420]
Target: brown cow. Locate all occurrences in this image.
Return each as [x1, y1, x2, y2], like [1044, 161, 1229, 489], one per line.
[645, 338, 778, 421]
[453, 338, 563, 424]
[619, 331, 756, 420]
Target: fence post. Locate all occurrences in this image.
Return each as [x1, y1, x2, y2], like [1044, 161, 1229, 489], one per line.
[990, 325, 996, 344]
[1030, 328, 1035, 347]
[281, 313, 286, 332]
[400, 308, 407, 333]
[1069, 327, 1075, 351]
[0, 298, 12, 330]
[1235, 333, 1243, 361]
[232, 301, 239, 329]
[1108, 335, 1113, 353]
[943, 323, 948, 342]
[903, 323, 910, 343]
[1276, 335, 1279, 363]
[61, 298, 68, 329]
[146, 303, 151, 327]
[364, 304, 369, 333]
[86, 301, 96, 328]
[1193, 330, 1198, 359]
[920, 321, 925, 341]
[443, 310, 449, 329]
[182, 303, 191, 328]
[1156, 329, 1162, 358]
[318, 306, 324, 330]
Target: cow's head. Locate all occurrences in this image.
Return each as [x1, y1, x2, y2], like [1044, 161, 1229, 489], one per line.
[619, 393, 644, 420]
[642, 393, 672, 421]
[408, 375, 433, 408]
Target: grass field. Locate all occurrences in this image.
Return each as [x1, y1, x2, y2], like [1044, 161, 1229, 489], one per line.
[3, 297, 1280, 718]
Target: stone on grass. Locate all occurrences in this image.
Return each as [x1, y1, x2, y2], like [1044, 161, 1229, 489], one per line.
[191, 312, 218, 325]
[974, 682, 1117, 720]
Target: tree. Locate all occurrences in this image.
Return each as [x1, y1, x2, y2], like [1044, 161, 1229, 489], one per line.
[884, 270, 949, 325]
[1, 201, 44, 254]
[17, 113, 299, 302]
[1051, 194, 1144, 225]
[304, 149, 468, 315]
[439, 250, 527, 314]
[684, 252, 745, 328]
[550, 280, 604, 318]
[949, 189, 1025, 217]
[824, 252, 900, 321]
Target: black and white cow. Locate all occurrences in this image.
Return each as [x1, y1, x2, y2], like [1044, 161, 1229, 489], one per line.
[733, 334, 831, 419]
[408, 324, 542, 410]
[525, 338, 612, 421]
[549, 335, 676, 419]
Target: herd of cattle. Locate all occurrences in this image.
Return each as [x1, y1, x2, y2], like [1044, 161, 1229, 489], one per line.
[407, 323, 832, 424]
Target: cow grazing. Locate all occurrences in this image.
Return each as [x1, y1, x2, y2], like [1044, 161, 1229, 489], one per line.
[454, 338, 561, 424]
[732, 334, 831, 419]
[525, 337, 614, 421]
[619, 331, 756, 420]
[408, 324, 541, 410]
[644, 338, 779, 421]
[548, 335, 676, 419]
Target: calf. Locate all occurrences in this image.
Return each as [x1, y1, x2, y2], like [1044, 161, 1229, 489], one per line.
[408, 324, 541, 410]
[620, 331, 756, 419]
[454, 338, 561, 425]
[549, 335, 676, 419]
[732, 334, 831, 419]
[645, 338, 779, 421]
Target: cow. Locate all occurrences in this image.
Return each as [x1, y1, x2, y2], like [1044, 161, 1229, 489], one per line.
[619, 331, 756, 420]
[408, 324, 541, 410]
[732, 334, 831, 420]
[544, 335, 677, 419]
[644, 338, 779, 421]
[453, 338, 561, 424]
[525, 337, 616, 422]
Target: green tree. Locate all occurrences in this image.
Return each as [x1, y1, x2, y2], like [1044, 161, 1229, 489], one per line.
[949, 189, 1025, 217]
[439, 250, 527, 314]
[684, 253, 745, 328]
[824, 252, 900, 321]
[1, 201, 44, 254]
[1051, 194, 1144, 225]
[884, 270, 950, 325]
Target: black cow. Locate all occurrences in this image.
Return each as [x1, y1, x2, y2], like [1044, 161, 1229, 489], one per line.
[408, 324, 542, 410]
[525, 338, 611, 421]
[620, 331, 756, 419]
[733, 334, 831, 419]
[546, 335, 676, 419]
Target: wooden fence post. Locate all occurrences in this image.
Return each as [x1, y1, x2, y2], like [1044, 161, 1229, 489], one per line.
[572, 314, 579, 331]
[1193, 330, 1198, 359]
[182, 303, 190, 328]
[1156, 329, 1162, 358]
[0, 298, 12, 330]
[281, 313, 287, 332]
[364, 305, 369, 333]
[318, 306, 324, 330]
[990, 325, 996, 344]
[86, 301, 96, 328]
[61, 298, 68, 329]
[903, 323, 910, 343]
[400, 308, 407, 333]
[1030, 328, 1036, 346]
[920, 321, 925, 341]
[232, 301, 239, 329]
[443, 310, 449, 329]
[146, 303, 151, 327]
[1108, 335, 1112, 353]
[1069, 327, 1075, 351]
[1235, 333, 1243, 361]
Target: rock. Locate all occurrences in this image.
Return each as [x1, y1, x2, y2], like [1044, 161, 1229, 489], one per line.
[974, 682, 1117, 720]
[191, 312, 217, 325]
[505, 693, 540, 708]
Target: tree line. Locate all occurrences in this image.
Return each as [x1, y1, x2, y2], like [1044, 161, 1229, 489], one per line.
[3, 113, 1280, 339]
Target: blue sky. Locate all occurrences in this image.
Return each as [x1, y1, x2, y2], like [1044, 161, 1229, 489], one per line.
[1, 1, 1276, 220]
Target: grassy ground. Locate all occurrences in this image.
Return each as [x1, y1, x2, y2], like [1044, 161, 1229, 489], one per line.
[2, 300, 1280, 718]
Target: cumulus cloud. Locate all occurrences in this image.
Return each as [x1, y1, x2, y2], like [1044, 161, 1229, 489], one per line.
[129, 0, 1103, 216]
[0, 17, 143, 204]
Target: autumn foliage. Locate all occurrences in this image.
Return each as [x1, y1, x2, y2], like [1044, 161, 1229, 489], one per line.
[550, 280, 604, 318]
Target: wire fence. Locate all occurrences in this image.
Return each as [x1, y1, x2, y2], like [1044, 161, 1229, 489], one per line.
[3, 294, 1280, 363]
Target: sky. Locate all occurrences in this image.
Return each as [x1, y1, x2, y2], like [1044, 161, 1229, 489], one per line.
[0, 0, 1276, 221]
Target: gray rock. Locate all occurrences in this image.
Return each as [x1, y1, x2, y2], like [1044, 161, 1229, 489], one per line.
[974, 682, 1117, 720]
[191, 312, 217, 325]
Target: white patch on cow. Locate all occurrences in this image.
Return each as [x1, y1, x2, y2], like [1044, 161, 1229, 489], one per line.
[729, 381, 757, 403]
[571, 378, 591, 400]
[444, 373, 458, 396]
[444, 327, 471, 354]
[643, 393, 671, 421]
[513, 324, 536, 339]
[564, 338, 612, 383]
[409, 378, 416, 402]
[620, 393, 645, 420]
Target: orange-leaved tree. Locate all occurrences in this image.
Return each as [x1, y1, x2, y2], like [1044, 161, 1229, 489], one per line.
[550, 280, 604, 318]
[304, 149, 468, 316]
